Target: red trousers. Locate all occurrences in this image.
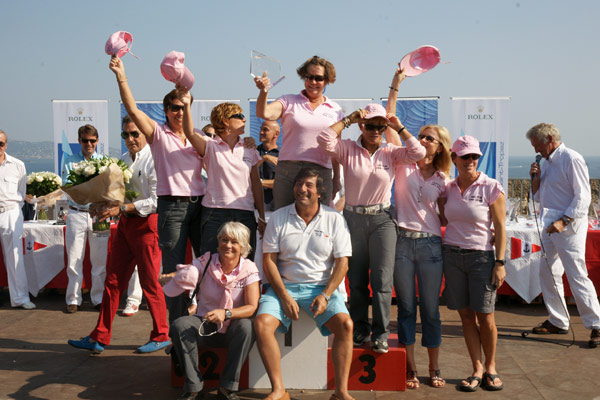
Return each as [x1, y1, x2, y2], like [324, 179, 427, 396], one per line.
[90, 214, 169, 345]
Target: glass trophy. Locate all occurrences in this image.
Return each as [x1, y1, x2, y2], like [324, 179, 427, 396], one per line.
[250, 50, 285, 91]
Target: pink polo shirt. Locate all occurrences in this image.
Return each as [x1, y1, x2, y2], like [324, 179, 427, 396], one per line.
[150, 122, 205, 196]
[202, 137, 261, 211]
[277, 91, 345, 169]
[317, 128, 425, 206]
[442, 173, 504, 251]
[394, 164, 447, 236]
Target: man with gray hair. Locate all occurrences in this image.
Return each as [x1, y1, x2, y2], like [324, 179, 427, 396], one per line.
[0, 129, 35, 309]
[527, 122, 600, 348]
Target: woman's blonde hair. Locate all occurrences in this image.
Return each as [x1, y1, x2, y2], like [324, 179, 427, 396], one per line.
[419, 124, 452, 177]
[217, 221, 252, 258]
[210, 103, 243, 135]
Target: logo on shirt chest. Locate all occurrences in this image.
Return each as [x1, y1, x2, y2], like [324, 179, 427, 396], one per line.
[374, 162, 390, 171]
[243, 156, 253, 165]
[313, 229, 330, 238]
[322, 112, 336, 120]
[468, 194, 483, 202]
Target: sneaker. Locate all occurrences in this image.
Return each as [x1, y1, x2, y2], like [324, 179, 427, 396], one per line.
[122, 302, 139, 316]
[353, 331, 370, 346]
[66, 304, 79, 314]
[372, 339, 389, 353]
[136, 340, 171, 353]
[17, 301, 36, 310]
[532, 320, 568, 335]
[68, 336, 105, 354]
[589, 328, 600, 348]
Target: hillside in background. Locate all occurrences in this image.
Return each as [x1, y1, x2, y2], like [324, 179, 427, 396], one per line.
[7, 141, 121, 159]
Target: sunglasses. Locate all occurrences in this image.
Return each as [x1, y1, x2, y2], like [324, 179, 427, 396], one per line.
[0, 141, 5, 147]
[229, 113, 245, 120]
[305, 74, 326, 82]
[121, 130, 140, 139]
[418, 134, 439, 143]
[460, 154, 481, 161]
[169, 104, 185, 112]
[364, 124, 387, 132]
[79, 138, 97, 144]
[198, 319, 223, 336]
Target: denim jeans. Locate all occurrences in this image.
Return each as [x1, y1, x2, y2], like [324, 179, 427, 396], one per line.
[344, 208, 397, 341]
[199, 207, 257, 261]
[394, 235, 443, 348]
[157, 197, 203, 323]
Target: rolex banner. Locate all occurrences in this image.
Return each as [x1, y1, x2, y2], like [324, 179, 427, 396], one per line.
[52, 100, 109, 175]
[451, 97, 510, 191]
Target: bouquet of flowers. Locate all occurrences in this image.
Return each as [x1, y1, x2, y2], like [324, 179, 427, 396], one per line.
[62, 156, 133, 234]
[26, 171, 62, 197]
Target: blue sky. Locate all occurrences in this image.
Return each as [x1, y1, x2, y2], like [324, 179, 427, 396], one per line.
[1, 0, 598, 156]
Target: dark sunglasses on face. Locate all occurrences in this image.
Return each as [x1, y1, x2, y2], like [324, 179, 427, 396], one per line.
[0, 141, 5, 147]
[305, 74, 326, 82]
[460, 153, 481, 161]
[169, 104, 185, 112]
[418, 134, 439, 143]
[121, 130, 140, 139]
[80, 138, 97, 144]
[364, 124, 387, 132]
[229, 113, 245, 120]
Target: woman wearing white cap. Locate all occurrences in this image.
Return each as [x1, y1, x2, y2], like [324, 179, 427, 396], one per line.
[440, 135, 506, 392]
[317, 104, 425, 354]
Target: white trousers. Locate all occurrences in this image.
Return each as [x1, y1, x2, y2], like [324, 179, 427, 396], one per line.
[65, 209, 108, 306]
[539, 215, 600, 330]
[125, 266, 142, 306]
[0, 207, 31, 306]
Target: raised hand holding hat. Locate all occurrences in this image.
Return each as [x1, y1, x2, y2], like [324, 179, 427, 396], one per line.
[105, 31, 138, 59]
[161, 51, 195, 90]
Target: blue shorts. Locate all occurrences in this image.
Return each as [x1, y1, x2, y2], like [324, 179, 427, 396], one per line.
[257, 283, 348, 336]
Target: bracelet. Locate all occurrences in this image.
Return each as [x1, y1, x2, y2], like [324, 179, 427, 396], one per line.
[389, 86, 398, 92]
[320, 292, 330, 302]
[495, 259, 506, 265]
[342, 117, 351, 129]
[258, 216, 267, 224]
[398, 126, 406, 134]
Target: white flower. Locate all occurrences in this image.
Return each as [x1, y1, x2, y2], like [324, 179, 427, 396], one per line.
[27, 176, 34, 184]
[55, 177, 62, 185]
[123, 169, 133, 183]
[98, 166, 107, 174]
[35, 175, 44, 182]
[83, 165, 96, 177]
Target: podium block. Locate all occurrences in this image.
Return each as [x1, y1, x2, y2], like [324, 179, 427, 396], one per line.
[327, 334, 406, 391]
[171, 347, 249, 388]
[248, 312, 328, 389]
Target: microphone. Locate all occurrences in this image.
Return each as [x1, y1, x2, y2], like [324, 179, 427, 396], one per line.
[531, 154, 542, 180]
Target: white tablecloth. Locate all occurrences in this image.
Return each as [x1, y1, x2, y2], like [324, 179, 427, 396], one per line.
[22, 221, 65, 296]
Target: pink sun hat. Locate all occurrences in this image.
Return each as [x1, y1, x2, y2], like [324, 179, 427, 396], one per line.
[161, 51, 195, 90]
[105, 31, 138, 59]
[163, 263, 199, 297]
[400, 45, 441, 77]
[451, 135, 483, 157]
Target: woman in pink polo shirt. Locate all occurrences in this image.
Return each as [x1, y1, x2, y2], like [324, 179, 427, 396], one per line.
[254, 55, 345, 209]
[440, 135, 506, 392]
[317, 103, 425, 355]
[180, 93, 266, 260]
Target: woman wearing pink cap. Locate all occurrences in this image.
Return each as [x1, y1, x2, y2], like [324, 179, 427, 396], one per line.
[179, 94, 266, 260]
[440, 135, 506, 392]
[386, 68, 451, 389]
[162, 222, 260, 400]
[317, 103, 425, 354]
[109, 56, 204, 324]
[254, 55, 345, 209]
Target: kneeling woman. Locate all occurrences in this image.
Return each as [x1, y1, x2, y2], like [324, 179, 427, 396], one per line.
[162, 222, 260, 400]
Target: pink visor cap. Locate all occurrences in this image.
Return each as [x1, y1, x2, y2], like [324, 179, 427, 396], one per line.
[400, 45, 441, 77]
[163, 263, 199, 297]
[161, 51, 195, 90]
[105, 31, 137, 58]
[451, 135, 483, 157]
[363, 103, 389, 122]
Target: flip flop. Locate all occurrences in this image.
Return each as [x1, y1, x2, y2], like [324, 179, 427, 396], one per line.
[483, 373, 504, 391]
[458, 376, 481, 392]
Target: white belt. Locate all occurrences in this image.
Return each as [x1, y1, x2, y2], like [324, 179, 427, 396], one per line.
[0, 203, 18, 213]
[344, 201, 391, 215]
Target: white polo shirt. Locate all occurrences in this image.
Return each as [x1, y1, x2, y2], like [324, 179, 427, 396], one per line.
[262, 203, 352, 285]
[0, 154, 26, 208]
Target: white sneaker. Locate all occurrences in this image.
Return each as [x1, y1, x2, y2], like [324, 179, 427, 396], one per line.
[122, 302, 139, 316]
[19, 301, 36, 310]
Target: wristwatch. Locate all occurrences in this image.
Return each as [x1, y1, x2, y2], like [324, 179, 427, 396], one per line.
[120, 204, 127, 214]
[224, 309, 232, 320]
[560, 215, 573, 226]
[495, 259, 506, 266]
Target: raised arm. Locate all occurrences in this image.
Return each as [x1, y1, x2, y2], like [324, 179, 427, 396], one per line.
[254, 72, 284, 121]
[180, 88, 207, 156]
[109, 56, 156, 142]
[385, 67, 406, 146]
[317, 109, 365, 157]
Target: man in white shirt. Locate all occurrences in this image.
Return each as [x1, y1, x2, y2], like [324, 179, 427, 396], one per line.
[68, 115, 170, 354]
[0, 130, 35, 309]
[255, 168, 354, 400]
[528, 122, 600, 348]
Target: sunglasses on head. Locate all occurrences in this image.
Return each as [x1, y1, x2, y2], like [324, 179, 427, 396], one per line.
[364, 124, 387, 132]
[0, 141, 5, 147]
[79, 138, 97, 144]
[418, 134, 439, 143]
[305, 74, 326, 82]
[121, 130, 140, 139]
[460, 153, 481, 161]
[229, 113, 245, 120]
[169, 104, 185, 112]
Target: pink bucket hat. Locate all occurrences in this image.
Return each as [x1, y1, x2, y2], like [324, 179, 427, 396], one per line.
[105, 31, 137, 58]
[163, 263, 199, 297]
[363, 103, 390, 122]
[400, 45, 441, 77]
[161, 51, 195, 90]
[451, 135, 483, 156]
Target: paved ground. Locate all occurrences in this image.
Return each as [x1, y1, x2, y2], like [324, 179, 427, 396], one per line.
[1, 290, 600, 400]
